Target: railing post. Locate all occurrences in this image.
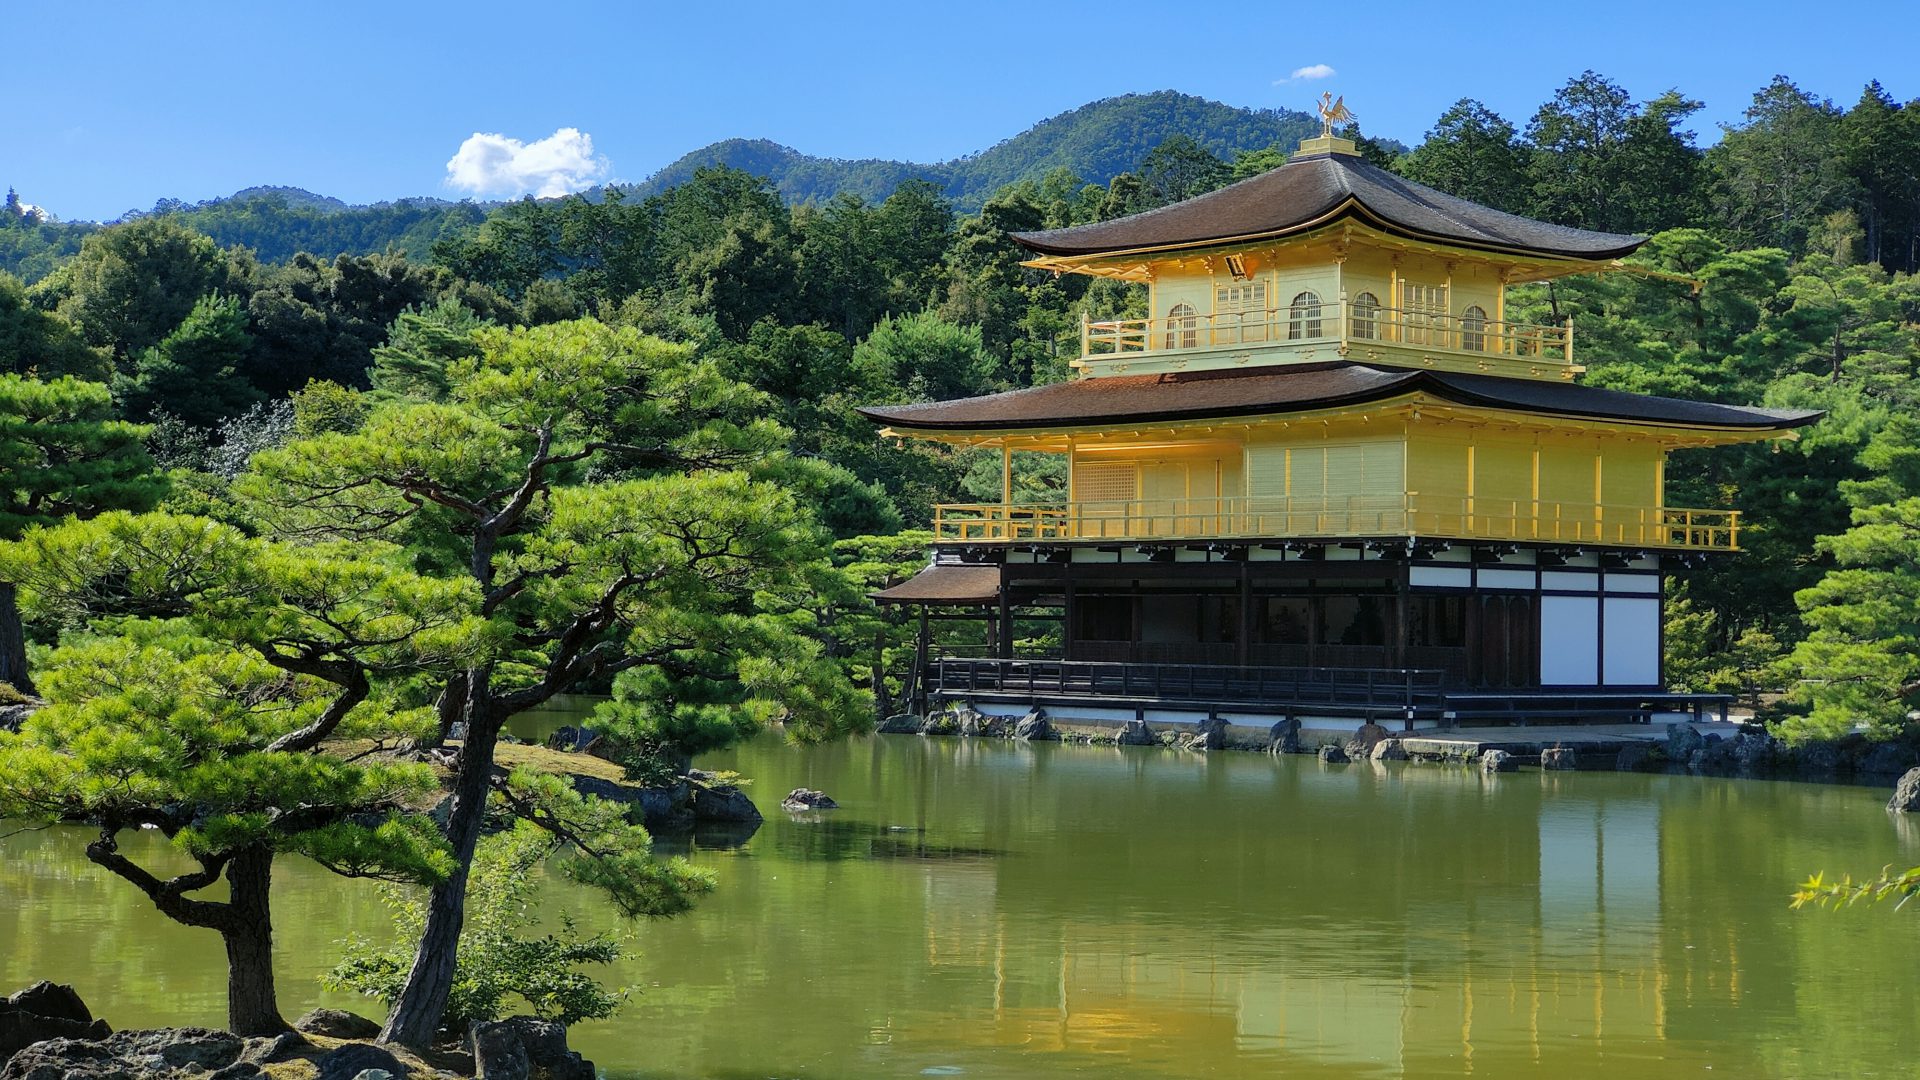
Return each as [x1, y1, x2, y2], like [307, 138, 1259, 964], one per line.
[1080, 312, 1090, 359]
[1564, 315, 1574, 365]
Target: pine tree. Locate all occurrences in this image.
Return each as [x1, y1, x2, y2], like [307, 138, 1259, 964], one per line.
[0, 374, 161, 692]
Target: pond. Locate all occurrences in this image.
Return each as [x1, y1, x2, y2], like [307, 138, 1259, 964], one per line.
[4, 723, 1918, 1079]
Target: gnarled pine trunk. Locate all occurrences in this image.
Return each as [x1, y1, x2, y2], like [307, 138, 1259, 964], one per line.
[0, 582, 35, 696]
[221, 846, 288, 1036]
[379, 699, 499, 1047]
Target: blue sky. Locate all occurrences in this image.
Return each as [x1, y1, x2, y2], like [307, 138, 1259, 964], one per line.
[7, 0, 1915, 221]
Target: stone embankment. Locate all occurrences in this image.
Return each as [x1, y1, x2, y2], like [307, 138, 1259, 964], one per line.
[0, 983, 594, 1079]
[882, 703, 1920, 789]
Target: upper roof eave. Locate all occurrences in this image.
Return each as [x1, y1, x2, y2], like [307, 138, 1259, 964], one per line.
[856, 363, 1821, 437]
[1010, 152, 1646, 263]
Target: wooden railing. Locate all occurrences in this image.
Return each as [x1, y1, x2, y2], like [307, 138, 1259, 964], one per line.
[931, 494, 1739, 551]
[927, 657, 1449, 721]
[1081, 300, 1573, 366]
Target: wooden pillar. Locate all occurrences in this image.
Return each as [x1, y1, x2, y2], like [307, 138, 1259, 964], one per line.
[1393, 562, 1410, 671]
[1236, 563, 1253, 668]
[914, 606, 931, 714]
[1063, 577, 1078, 662]
[996, 569, 1014, 659]
[1001, 443, 1012, 506]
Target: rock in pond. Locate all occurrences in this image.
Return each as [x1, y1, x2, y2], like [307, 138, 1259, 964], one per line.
[1615, 743, 1653, 772]
[1370, 737, 1409, 762]
[1115, 719, 1157, 746]
[1540, 746, 1577, 771]
[1480, 749, 1516, 773]
[1268, 719, 1301, 755]
[1890, 767, 1920, 813]
[293, 1007, 382, 1041]
[1181, 717, 1227, 752]
[1013, 709, 1057, 741]
[0, 981, 112, 1069]
[468, 1017, 594, 1080]
[690, 775, 763, 825]
[2, 1027, 250, 1080]
[316, 1042, 409, 1080]
[544, 725, 600, 753]
[1318, 743, 1350, 764]
[1666, 723, 1705, 760]
[781, 788, 838, 812]
[876, 713, 923, 735]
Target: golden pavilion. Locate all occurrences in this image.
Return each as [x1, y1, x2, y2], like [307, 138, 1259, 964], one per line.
[861, 121, 1819, 731]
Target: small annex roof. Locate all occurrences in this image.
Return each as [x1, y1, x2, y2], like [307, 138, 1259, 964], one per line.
[1012, 151, 1645, 262]
[857, 363, 1822, 435]
[872, 564, 1001, 605]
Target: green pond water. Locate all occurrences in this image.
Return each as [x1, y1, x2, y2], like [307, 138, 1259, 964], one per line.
[4, 714, 1919, 1079]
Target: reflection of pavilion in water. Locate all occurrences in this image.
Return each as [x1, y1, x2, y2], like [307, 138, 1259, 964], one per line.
[907, 778, 1701, 1075]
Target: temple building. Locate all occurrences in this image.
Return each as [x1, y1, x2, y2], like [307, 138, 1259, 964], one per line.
[861, 120, 1819, 732]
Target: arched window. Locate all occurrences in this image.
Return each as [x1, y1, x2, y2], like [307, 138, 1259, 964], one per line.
[1164, 303, 1199, 350]
[1289, 291, 1323, 340]
[1350, 292, 1380, 340]
[1461, 304, 1488, 352]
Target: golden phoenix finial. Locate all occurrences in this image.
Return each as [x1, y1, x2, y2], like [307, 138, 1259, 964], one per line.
[1316, 92, 1355, 137]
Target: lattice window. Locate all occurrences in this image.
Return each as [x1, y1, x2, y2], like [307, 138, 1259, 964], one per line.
[1400, 282, 1448, 346]
[1214, 281, 1268, 312]
[1461, 305, 1488, 352]
[1163, 303, 1199, 350]
[1288, 291, 1323, 339]
[1350, 291, 1380, 339]
[1215, 281, 1269, 344]
[1074, 461, 1137, 505]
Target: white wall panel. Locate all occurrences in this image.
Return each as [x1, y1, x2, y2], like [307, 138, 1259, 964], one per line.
[1410, 566, 1472, 588]
[1540, 595, 1599, 685]
[1541, 571, 1600, 592]
[1478, 567, 1536, 590]
[1603, 597, 1661, 685]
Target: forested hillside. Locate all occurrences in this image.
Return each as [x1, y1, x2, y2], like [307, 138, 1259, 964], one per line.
[4, 71, 1920, 745]
[631, 91, 1327, 206]
[0, 91, 1324, 277]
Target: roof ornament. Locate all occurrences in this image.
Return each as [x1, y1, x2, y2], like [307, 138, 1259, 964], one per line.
[1316, 92, 1355, 138]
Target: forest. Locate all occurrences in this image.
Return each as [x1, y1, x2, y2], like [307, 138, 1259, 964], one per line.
[1, 69, 1919, 1038]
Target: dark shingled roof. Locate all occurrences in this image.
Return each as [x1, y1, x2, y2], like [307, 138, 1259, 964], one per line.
[857, 363, 1822, 433]
[872, 564, 1001, 605]
[1013, 152, 1645, 261]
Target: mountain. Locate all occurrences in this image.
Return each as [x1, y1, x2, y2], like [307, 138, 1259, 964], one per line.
[627, 91, 1329, 208]
[4, 91, 1350, 280]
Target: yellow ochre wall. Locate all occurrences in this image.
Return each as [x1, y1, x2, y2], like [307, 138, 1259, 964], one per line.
[1064, 420, 1666, 516]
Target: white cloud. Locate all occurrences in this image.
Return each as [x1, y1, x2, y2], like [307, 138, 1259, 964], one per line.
[1274, 64, 1337, 85]
[444, 127, 610, 198]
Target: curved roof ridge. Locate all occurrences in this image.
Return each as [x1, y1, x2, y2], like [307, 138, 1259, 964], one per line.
[1013, 152, 1644, 261]
[857, 362, 1819, 433]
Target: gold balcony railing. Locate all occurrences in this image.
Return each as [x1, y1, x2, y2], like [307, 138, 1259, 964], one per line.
[931, 494, 1739, 551]
[1081, 300, 1574, 367]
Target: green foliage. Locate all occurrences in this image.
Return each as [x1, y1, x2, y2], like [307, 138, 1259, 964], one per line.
[1793, 865, 1920, 911]
[328, 821, 642, 1029]
[114, 293, 261, 425]
[1400, 100, 1530, 212]
[0, 374, 161, 538]
[367, 298, 488, 402]
[31, 217, 230, 358]
[1776, 498, 1920, 742]
[0, 271, 108, 380]
[852, 311, 1002, 402]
